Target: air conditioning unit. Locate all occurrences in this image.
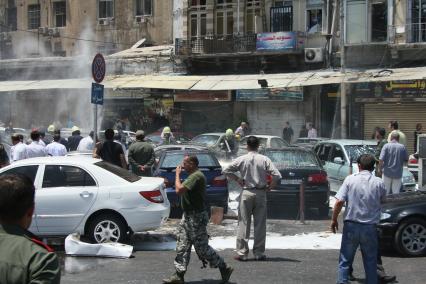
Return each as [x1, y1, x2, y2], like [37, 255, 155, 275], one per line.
[38, 27, 49, 35]
[98, 19, 110, 26]
[135, 16, 145, 23]
[48, 27, 60, 37]
[304, 48, 324, 63]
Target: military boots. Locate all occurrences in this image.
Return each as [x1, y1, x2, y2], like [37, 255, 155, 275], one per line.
[219, 264, 234, 283]
[162, 271, 185, 284]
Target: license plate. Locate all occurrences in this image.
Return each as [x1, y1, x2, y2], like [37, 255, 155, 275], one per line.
[281, 179, 302, 185]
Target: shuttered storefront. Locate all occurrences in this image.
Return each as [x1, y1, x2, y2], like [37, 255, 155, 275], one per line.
[363, 103, 426, 154]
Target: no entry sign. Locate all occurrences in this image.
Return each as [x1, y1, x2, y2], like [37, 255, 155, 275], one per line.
[92, 53, 106, 83]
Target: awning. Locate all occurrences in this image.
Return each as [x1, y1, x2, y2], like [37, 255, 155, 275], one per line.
[1, 66, 426, 93]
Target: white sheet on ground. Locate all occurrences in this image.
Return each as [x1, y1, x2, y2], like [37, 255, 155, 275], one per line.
[65, 234, 133, 258]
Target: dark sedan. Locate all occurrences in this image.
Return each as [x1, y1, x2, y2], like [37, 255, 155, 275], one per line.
[153, 150, 229, 218]
[263, 148, 330, 219]
[378, 191, 426, 256]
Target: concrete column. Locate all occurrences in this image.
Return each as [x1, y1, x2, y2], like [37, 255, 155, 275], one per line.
[340, 82, 347, 139]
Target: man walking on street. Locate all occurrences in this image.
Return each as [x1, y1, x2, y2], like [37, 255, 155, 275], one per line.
[331, 154, 387, 284]
[67, 126, 83, 151]
[128, 130, 155, 176]
[77, 131, 95, 151]
[223, 136, 281, 261]
[379, 132, 408, 194]
[387, 121, 406, 147]
[46, 134, 67, 156]
[374, 128, 387, 177]
[26, 130, 48, 158]
[94, 128, 127, 169]
[163, 155, 233, 284]
[282, 121, 294, 143]
[0, 174, 61, 284]
[10, 133, 28, 162]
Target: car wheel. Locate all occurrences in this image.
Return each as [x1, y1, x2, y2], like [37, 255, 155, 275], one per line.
[394, 217, 426, 256]
[87, 213, 127, 243]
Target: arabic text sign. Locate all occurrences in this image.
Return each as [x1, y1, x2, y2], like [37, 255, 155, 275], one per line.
[256, 32, 304, 51]
[91, 83, 104, 105]
[354, 80, 426, 102]
[174, 91, 231, 102]
[236, 88, 303, 101]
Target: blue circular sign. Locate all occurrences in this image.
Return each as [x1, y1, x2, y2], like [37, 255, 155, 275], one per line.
[92, 53, 106, 83]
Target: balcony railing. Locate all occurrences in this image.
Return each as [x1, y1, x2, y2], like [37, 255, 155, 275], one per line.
[175, 34, 257, 56]
[389, 23, 426, 44]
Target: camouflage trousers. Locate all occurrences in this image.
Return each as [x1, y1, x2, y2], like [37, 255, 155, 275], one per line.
[174, 211, 225, 273]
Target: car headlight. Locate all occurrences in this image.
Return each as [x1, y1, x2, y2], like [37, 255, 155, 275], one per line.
[380, 212, 391, 221]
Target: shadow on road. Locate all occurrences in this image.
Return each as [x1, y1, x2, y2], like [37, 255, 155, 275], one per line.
[244, 257, 301, 263]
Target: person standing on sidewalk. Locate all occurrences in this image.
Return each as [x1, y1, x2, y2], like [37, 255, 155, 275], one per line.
[223, 136, 281, 261]
[128, 130, 155, 177]
[378, 132, 408, 194]
[331, 154, 387, 284]
[163, 155, 233, 284]
[282, 121, 294, 144]
[387, 121, 406, 147]
[374, 128, 387, 177]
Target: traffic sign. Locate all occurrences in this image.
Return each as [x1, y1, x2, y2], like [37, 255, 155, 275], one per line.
[91, 83, 104, 105]
[92, 53, 106, 83]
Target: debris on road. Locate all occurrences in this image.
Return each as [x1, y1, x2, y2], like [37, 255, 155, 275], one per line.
[65, 234, 133, 258]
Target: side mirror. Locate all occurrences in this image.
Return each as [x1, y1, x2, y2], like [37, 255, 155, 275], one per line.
[333, 157, 345, 164]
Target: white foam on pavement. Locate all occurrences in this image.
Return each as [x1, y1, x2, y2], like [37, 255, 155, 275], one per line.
[209, 232, 342, 250]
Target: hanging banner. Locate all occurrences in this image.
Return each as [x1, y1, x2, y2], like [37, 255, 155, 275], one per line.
[174, 91, 231, 102]
[256, 32, 305, 51]
[236, 88, 303, 101]
[353, 80, 426, 102]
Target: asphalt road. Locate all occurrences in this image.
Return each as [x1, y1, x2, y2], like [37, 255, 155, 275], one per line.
[60, 249, 426, 284]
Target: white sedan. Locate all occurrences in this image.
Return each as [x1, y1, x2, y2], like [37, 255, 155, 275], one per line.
[0, 156, 170, 243]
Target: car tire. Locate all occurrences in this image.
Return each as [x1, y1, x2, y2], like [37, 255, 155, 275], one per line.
[394, 217, 426, 256]
[87, 213, 128, 244]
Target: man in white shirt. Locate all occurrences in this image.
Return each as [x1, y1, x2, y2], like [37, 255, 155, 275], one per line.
[46, 134, 67, 156]
[307, 123, 317, 138]
[77, 131, 95, 151]
[27, 131, 48, 158]
[10, 134, 28, 162]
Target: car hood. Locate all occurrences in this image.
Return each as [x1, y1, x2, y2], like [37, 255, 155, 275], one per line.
[382, 192, 426, 210]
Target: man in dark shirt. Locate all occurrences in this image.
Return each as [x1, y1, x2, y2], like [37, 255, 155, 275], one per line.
[163, 155, 233, 284]
[0, 143, 9, 168]
[128, 130, 155, 176]
[374, 128, 387, 177]
[67, 126, 83, 151]
[94, 128, 127, 169]
[282, 121, 294, 143]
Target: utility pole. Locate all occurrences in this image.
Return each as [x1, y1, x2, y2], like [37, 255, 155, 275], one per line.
[339, 0, 347, 139]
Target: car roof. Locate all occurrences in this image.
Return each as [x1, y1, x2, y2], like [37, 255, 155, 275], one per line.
[317, 139, 376, 146]
[10, 156, 100, 166]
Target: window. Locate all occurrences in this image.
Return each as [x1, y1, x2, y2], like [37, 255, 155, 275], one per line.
[42, 165, 96, 188]
[190, 0, 207, 7]
[28, 4, 40, 30]
[274, 0, 293, 6]
[246, 0, 261, 33]
[315, 144, 332, 161]
[410, 0, 426, 42]
[53, 1, 66, 28]
[216, 0, 234, 36]
[161, 153, 219, 169]
[307, 9, 322, 33]
[6, 0, 17, 31]
[190, 0, 207, 38]
[0, 166, 39, 183]
[330, 145, 345, 163]
[270, 5, 293, 32]
[266, 150, 319, 169]
[371, 1, 387, 42]
[95, 161, 141, 182]
[135, 0, 152, 16]
[271, 138, 288, 148]
[98, 0, 114, 19]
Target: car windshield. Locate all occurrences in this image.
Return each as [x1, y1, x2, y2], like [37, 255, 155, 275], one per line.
[191, 135, 221, 147]
[344, 145, 376, 162]
[95, 161, 141, 182]
[266, 150, 319, 169]
[161, 153, 219, 168]
[147, 135, 162, 144]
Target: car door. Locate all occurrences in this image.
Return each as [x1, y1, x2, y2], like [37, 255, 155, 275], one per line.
[328, 144, 348, 183]
[0, 165, 40, 233]
[35, 164, 98, 235]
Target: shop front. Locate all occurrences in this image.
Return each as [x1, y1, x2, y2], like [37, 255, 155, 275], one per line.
[352, 80, 426, 153]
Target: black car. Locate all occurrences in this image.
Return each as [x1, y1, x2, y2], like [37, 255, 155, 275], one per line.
[263, 148, 330, 219]
[378, 191, 426, 256]
[152, 150, 229, 218]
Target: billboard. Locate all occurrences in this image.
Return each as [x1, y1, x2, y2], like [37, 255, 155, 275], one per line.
[256, 31, 305, 51]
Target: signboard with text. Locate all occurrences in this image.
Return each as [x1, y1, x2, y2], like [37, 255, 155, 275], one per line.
[174, 91, 231, 102]
[353, 80, 426, 102]
[91, 83, 104, 105]
[256, 32, 305, 51]
[236, 88, 303, 101]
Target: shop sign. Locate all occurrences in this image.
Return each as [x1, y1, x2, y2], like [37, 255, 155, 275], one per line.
[256, 32, 305, 51]
[174, 91, 231, 102]
[236, 88, 303, 101]
[353, 80, 426, 102]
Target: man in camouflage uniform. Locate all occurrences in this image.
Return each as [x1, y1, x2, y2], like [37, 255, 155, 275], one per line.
[163, 155, 233, 284]
[0, 174, 61, 284]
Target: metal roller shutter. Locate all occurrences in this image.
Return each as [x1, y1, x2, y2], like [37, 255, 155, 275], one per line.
[363, 103, 426, 154]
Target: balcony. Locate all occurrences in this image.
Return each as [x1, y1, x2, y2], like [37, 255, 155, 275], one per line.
[390, 23, 426, 45]
[175, 32, 305, 57]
